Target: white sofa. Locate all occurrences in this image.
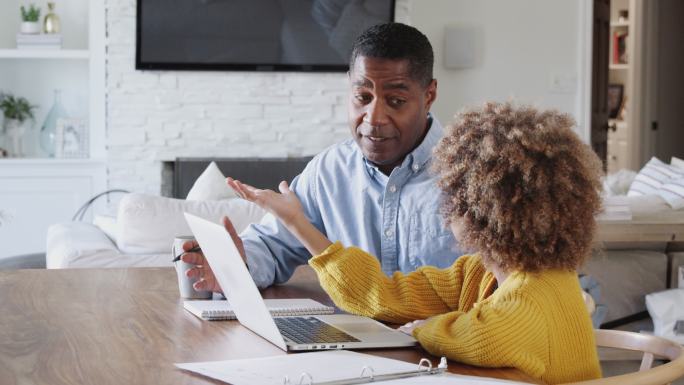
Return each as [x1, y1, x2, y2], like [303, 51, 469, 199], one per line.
[46, 193, 267, 269]
[46, 221, 164, 269]
[46, 160, 271, 269]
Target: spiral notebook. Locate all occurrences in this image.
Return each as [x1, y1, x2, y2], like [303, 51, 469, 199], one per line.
[184, 298, 335, 321]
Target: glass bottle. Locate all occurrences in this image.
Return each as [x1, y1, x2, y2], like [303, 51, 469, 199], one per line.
[43, 2, 61, 34]
[40, 89, 68, 157]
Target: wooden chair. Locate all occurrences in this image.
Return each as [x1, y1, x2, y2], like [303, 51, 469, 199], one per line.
[566, 329, 684, 385]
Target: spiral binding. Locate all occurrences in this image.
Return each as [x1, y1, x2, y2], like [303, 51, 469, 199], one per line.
[203, 306, 335, 320]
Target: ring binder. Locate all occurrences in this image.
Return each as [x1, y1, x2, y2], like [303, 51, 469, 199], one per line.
[281, 357, 448, 385]
[359, 366, 374, 379]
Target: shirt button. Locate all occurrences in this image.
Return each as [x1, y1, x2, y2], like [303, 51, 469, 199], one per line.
[412, 164, 420, 172]
[389, 185, 397, 193]
[385, 229, 393, 237]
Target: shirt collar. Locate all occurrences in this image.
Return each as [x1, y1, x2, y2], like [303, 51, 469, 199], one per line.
[408, 114, 443, 171]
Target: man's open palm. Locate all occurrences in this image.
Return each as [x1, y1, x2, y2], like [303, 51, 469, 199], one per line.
[227, 177, 305, 226]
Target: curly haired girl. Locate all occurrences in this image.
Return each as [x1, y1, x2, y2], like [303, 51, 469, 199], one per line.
[229, 102, 603, 384]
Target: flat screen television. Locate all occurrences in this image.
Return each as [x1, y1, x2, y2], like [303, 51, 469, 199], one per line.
[136, 0, 396, 72]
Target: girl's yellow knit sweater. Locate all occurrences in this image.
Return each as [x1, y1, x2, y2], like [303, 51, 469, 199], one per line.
[309, 242, 601, 384]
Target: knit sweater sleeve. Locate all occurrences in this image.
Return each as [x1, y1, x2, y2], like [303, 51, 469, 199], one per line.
[413, 294, 549, 379]
[308, 242, 483, 324]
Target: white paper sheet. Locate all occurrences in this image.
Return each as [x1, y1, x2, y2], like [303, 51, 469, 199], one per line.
[380, 373, 528, 384]
[176, 350, 527, 385]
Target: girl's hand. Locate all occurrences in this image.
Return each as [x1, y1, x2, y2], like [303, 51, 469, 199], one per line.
[398, 319, 427, 335]
[227, 177, 305, 226]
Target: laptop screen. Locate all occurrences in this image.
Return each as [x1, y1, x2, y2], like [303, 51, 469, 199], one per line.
[184, 213, 287, 350]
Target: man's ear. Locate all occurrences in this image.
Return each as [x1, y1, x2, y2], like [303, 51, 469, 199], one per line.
[424, 79, 437, 110]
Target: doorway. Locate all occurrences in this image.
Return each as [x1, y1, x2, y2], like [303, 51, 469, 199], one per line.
[647, 0, 684, 163]
[590, 0, 684, 173]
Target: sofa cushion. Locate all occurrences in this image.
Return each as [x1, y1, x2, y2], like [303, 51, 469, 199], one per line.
[47, 222, 121, 269]
[47, 222, 173, 269]
[116, 193, 266, 254]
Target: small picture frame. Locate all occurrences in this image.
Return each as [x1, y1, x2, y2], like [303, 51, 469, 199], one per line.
[55, 118, 88, 158]
[607, 84, 624, 119]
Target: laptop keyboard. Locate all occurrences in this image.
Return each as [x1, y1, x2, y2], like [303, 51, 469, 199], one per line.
[274, 317, 360, 345]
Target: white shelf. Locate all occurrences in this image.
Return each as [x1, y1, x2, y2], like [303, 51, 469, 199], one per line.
[610, 21, 629, 28]
[610, 63, 629, 70]
[0, 49, 89, 59]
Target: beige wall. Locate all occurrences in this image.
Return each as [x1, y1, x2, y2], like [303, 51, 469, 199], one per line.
[409, 0, 586, 138]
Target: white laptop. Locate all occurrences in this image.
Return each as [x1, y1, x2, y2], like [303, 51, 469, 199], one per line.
[184, 213, 417, 352]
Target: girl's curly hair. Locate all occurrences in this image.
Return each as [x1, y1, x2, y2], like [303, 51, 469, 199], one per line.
[433, 102, 603, 272]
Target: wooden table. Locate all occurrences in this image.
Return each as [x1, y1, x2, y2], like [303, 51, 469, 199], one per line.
[0, 267, 536, 384]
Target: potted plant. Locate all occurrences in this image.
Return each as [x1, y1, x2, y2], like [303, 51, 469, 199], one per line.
[0, 93, 36, 157]
[20, 4, 41, 34]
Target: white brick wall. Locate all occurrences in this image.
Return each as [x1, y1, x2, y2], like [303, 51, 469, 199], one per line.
[105, 0, 410, 196]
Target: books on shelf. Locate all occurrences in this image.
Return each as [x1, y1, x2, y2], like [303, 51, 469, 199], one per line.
[184, 298, 335, 321]
[16, 33, 62, 50]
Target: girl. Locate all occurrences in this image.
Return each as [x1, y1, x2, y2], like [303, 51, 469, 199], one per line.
[229, 103, 602, 384]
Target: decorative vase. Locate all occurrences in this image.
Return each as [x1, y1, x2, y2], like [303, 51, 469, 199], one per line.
[40, 90, 68, 157]
[4, 118, 27, 157]
[43, 2, 61, 34]
[20, 21, 41, 34]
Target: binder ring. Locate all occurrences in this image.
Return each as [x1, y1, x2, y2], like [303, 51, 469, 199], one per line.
[418, 358, 433, 371]
[298, 372, 313, 385]
[359, 365, 375, 379]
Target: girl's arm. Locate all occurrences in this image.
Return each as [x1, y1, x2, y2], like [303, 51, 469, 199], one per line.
[308, 243, 489, 322]
[228, 177, 482, 323]
[227, 178, 332, 256]
[412, 298, 549, 379]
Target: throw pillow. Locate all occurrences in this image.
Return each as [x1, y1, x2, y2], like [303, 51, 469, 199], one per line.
[186, 161, 237, 201]
[116, 193, 267, 254]
[659, 177, 684, 210]
[627, 157, 684, 197]
[602, 169, 637, 196]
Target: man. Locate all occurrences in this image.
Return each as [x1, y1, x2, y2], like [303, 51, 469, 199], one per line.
[184, 23, 459, 290]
